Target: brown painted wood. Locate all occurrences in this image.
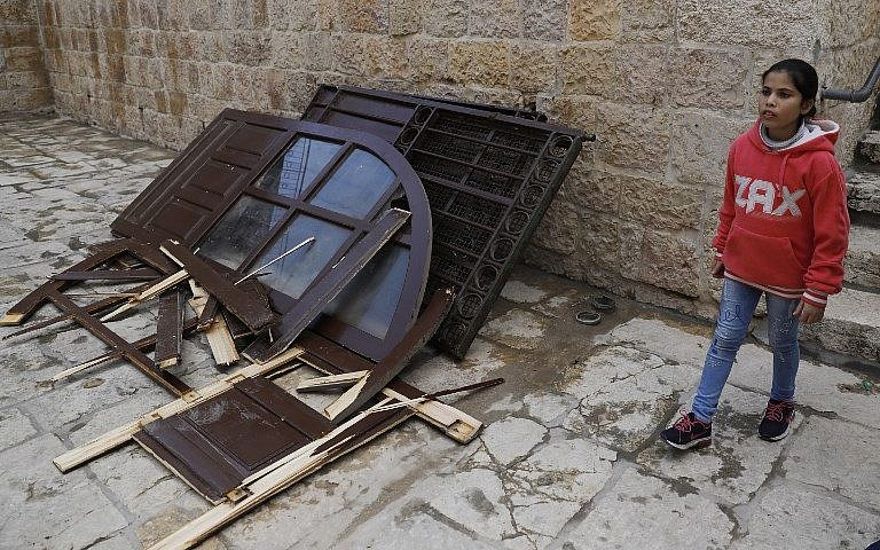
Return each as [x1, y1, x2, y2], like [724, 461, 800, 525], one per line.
[132, 378, 333, 503]
[106, 112, 433, 364]
[297, 331, 427, 401]
[325, 288, 455, 423]
[160, 241, 278, 333]
[196, 296, 220, 330]
[147, 399, 417, 549]
[2, 239, 176, 326]
[234, 378, 333, 440]
[112, 110, 302, 247]
[50, 268, 160, 281]
[221, 309, 252, 340]
[2, 240, 133, 325]
[135, 416, 246, 503]
[155, 290, 184, 368]
[1, 281, 155, 342]
[314, 406, 410, 455]
[43, 288, 192, 397]
[244, 208, 410, 363]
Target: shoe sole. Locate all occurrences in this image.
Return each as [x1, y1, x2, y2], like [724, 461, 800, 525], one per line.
[759, 424, 792, 442]
[661, 436, 712, 450]
[759, 412, 794, 442]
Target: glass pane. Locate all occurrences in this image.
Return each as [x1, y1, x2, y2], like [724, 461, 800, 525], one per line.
[254, 137, 342, 199]
[324, 244, 408, 339]
[198, 196, 286, 269]
[256, 214, 351, 299]
[310, 149, 395, 217]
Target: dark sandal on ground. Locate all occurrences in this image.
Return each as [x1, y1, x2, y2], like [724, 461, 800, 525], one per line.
[660, 411, 712, 450]
[575, 310, 602, 325]
[759, 399, 795, 441]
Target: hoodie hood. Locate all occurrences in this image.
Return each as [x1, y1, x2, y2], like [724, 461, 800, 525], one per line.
[747, 118, 839, 154]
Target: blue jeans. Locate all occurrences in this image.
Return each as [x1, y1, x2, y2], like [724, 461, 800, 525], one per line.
[691, 278, 801, 422]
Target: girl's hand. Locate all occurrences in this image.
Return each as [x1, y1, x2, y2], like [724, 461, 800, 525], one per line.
[793, 301, 824, 324]
[711, 260, 725, 278]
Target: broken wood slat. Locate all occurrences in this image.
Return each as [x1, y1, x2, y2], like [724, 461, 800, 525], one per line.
[1, 240, 142, 326]
[221, 309, 253, 341]
[51, 317, 201, 382]
[43, 288, 192, 397]
[52, 347, 306, 473]
[297, 331, 483, 443]
[369, 378, 505, 413]
[44, 288, 191, 394]
[193, 269, 273, 334]
[155, 290, 184, 369]
[160, 241, 279, 333]
[246, 208, 411, 364]
[325, 288, 455, 423]
[147, 401, 414, 550]
[189, 282, 239, 366]
[50, 268, 160, 281]
[296, 371, 369, 393]
[100, 269, 190, 322]
[196, 296, 221, 330]
[2, 281, 156, 342]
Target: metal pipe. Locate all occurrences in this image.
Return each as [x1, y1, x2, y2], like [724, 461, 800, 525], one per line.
[822, 57, 880, 102]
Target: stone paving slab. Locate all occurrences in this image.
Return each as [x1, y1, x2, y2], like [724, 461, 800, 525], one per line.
[731, 483, 880, 550]
[785, 415, 880, 513]
[0, 115, 878, 549]
[555, 467, 735, 549]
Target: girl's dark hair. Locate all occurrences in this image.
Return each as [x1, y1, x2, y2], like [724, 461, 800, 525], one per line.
[762, 59, 819, 118]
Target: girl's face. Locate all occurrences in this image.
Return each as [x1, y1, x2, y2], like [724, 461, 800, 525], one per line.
[759, 70, 814, 140]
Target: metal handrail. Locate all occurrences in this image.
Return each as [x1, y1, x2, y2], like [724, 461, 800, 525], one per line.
[822, 57, 880, 102]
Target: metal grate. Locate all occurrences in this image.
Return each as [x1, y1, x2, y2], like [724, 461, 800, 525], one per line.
[445, 193, 508, 228]
[464, 169, 518, 199]
[435, 215, 492, 257]
[303, 85, 588, 358]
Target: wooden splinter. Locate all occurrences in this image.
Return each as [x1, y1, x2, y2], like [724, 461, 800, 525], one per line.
[188, 281, 239, 366]
[100, 269, 190, 322]
[295, 371, 369, 393]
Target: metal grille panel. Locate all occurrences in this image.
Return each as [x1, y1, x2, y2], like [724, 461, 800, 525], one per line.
[304, 85, 587, 358]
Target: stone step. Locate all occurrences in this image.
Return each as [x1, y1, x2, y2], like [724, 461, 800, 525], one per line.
[847, 169, 880, 216]
[846, 224, 880, 290]
[858, 130, 880, 164]
[799, 286, 880, 364]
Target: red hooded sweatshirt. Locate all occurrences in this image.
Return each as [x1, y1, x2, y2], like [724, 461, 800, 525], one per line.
[713, 119, 849, 308]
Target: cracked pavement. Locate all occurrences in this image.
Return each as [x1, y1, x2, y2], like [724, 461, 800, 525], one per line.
[1, 115, 879, 549]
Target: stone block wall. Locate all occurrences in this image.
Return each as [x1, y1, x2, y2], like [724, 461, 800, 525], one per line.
[29, 0, 880, 315]
[1, 0, 51, 112]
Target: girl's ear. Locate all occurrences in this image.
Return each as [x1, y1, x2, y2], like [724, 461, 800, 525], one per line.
[800, 98, 815, 115]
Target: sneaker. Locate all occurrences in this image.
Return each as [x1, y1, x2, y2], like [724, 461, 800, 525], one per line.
[660, 411, 712, 450]
[759, 399, 795, 441]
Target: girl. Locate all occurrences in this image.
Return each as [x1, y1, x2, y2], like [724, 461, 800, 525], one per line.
[661, 59, 850, 450]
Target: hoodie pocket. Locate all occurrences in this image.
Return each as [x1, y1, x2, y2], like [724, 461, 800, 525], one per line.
[724, 225, 805, 288]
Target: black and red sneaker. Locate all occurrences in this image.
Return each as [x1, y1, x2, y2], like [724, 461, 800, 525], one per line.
[660, 411, 712, 450]
[759, 399, 795, 441]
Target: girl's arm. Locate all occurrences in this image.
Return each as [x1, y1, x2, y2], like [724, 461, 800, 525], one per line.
[801, 153, 850, 310]
[711, 147, 737, 258]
